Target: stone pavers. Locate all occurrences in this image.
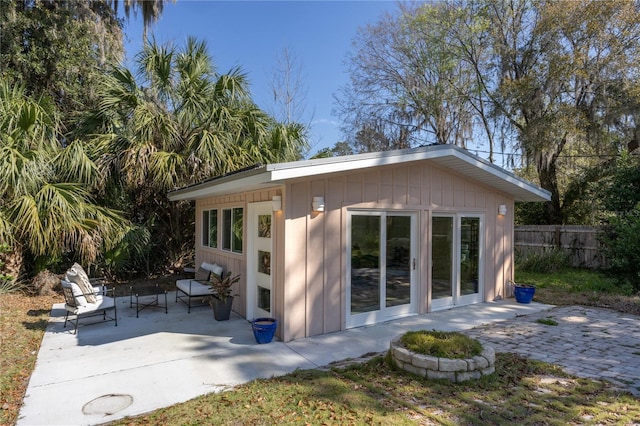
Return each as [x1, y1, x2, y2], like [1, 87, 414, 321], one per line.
[463, 305, 640, 396]
[389, 337, 496, 382]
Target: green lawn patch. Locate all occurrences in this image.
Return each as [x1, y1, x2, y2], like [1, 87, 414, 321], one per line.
[516, 269, 620, 294]
[516, 268, 640, 316]
[400, 330, 482, 358]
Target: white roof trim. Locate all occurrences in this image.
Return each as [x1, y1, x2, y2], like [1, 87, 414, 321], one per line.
[168, 145, 551, 202]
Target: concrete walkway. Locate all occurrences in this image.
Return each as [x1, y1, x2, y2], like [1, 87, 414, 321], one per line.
[16, 295, 639, 425]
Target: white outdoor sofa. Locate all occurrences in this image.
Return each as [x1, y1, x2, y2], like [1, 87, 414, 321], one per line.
[175, 262, 223, 313]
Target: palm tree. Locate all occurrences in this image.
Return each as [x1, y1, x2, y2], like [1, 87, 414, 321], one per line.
[85, 37, 304, 189]
[79, 37, 307, 273]
[0, 79, 128, 278]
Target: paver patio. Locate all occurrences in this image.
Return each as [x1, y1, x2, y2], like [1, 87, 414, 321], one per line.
[463, 305, 640, 397]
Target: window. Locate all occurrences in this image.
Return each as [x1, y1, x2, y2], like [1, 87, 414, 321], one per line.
[202, 210, 217, 248]
[257, 286, 271, 312]
[222, 207, 243, 253]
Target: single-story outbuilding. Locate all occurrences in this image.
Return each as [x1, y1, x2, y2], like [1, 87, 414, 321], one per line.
[168, 145, 550, 342]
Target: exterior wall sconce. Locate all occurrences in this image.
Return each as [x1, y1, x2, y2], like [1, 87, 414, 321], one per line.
[272, 195, 282, 212]
[498, 204, 507, 216]
[312, 196, 325, 212]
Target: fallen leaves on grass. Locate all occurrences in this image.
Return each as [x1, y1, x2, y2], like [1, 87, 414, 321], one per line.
[0, 293, 59, 426]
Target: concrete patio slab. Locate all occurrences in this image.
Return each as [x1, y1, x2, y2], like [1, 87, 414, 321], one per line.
[18, 294, 552, 425]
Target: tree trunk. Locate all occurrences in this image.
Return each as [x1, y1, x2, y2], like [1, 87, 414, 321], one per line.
[1, 245, 24, 283]
[537, 156, 563, 225]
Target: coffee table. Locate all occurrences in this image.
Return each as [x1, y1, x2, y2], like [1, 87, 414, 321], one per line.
[129, 284, 168, 318]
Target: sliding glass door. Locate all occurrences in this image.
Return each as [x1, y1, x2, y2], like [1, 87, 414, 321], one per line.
[348, 211, 417, 328]
[431, 214, 483, 310]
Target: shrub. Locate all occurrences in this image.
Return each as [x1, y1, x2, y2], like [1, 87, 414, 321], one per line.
[515, 248, 570, 273]
[400, 330, 482, 359]
[601, 204, 640, 291]
[103, 225, 151, 278]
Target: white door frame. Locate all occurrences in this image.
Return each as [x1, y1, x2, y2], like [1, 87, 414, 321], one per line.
[346, 210, 418, 328]
[430, 213, 484, 311]
[246, 202, 273, 321]
[430, 214, 456, 311]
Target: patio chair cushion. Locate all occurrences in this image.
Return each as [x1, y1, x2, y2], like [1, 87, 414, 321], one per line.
[175, 279, 213, 297]
[202, 262, 223, 278]
[65, 263, 97, 303]
[194, 266, 210, 281]
[68, 294, 115, 315]
[212, 265, 223, 278]
[62, 280, 88, 307]
[201, 262, 222, 274]
[176, 263, 224, 312]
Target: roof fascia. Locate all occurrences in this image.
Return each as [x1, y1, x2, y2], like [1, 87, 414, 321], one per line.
[167, 167, 272, 201]
[167, 145, 550, 202]
[440, 147, 551, 202]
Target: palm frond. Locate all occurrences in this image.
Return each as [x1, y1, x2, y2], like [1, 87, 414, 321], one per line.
[0, 211, 14, 246]
[8, 183, 128, 263]
[8, 194, 46, 256]
[0, 145, 43, 198]
[269, 121, 309, 162]
[148, 150, 183, 190]
[0, 80, 59, 152]
[214, 68, 250, 101]
[53, 140, 100, 187]
[137, 38, 176, 103]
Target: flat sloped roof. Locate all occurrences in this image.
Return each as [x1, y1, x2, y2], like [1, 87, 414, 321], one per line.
[168, 145, 551, 202]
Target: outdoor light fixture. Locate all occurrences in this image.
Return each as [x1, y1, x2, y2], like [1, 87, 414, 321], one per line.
[498, 204, 507, 216]
[272, 195, 282, 212]
[312, 196, 325, 212]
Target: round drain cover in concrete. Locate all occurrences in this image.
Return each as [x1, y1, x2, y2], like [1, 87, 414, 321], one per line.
[82, 394, 133, 415]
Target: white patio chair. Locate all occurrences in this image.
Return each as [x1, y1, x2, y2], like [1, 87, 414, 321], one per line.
[61, 279, 117, 334]
[175, 262, 223, 313]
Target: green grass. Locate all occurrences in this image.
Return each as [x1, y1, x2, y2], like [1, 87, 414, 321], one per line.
[536, 318, 559, 326]
[516, 268, 640, 315]
[400, 330, 482, 358]
[516, 268, 621, 294]
[0, 293, 59, 425]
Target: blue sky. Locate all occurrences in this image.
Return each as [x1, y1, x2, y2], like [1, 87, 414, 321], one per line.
[122, 1, 397, 157]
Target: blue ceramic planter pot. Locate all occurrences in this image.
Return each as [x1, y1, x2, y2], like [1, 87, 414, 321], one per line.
[514, 286, 535, 304]
[252, 318, 277, 344]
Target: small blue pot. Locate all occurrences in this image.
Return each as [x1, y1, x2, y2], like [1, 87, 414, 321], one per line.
[514, 286, 535, 304]
[252, 318, 277, 344]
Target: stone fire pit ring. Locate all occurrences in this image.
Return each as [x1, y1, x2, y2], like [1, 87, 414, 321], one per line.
[390, 336, 495, 383]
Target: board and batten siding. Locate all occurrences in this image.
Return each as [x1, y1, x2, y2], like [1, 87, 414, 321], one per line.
[281, 160, 514, 342]
[194, 188, 284, 322]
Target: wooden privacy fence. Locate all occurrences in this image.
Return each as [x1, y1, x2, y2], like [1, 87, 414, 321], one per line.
[514, 225, 606, 269]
